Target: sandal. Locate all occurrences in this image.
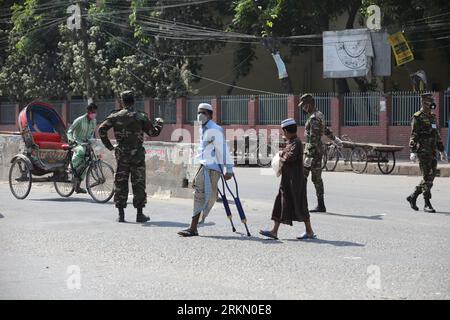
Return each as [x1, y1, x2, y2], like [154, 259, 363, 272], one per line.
[297, 232, 317, 240]
[259, 230, 278, 240]
[178, 229, 199, 237]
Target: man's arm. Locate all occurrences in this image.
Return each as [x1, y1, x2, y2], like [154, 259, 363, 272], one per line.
[305, 118, 322, 158]
[67, 117, 81, 144]
[434, 116, 445, 152]
[98, 117, 115, 151]
[280, 140, 300, 163]
[213, 128, 233, 174]
[141, 113, 162, 137]
[409, 116, 420, 153]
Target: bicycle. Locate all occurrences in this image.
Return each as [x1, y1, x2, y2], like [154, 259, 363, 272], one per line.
[53, 140, 115, 203]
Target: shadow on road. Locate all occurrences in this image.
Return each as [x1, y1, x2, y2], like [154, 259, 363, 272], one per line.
[201, 234, 283, 244]
[316, 211, 385, 220]
[0, 213, 4, 218]
[434, 211, 450, 216]
[29, 197, 100, 204]
[285, 238, 365, 247]
[141, 221, 216, 228]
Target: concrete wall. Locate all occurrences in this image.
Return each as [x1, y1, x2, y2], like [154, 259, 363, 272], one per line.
[0, 134, 198, 199]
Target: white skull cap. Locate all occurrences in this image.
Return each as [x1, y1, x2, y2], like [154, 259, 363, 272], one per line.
[281, 118, 297, 128]
[198, 103, 213, 112]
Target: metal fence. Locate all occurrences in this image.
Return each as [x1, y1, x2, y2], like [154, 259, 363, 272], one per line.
[95, 99, 116, 122]
[298, 93, 334, 126]
[444, 92, 449, 127]
[344, 92, 380, 126]
[186, 96, 213, 124]
[0, 102, 16, 124]
[69, 100, 88, 123]
[220, 95, 250, 125]
[259, 94, 288, 125]
[154, 99, 176, 124]
[391, 92, 421, 126]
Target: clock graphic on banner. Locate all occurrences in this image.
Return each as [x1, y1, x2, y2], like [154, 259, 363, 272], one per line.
[336, 40, 367, 70]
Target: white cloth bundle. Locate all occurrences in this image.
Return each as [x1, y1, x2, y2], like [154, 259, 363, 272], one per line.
[271, 153, 281, 177]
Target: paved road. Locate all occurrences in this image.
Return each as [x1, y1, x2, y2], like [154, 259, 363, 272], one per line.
[0, 168, 449, 299]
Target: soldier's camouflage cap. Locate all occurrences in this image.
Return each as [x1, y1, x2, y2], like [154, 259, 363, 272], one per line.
[420, 92, 434, 100]
[120, 90, 134, 100]
[298, 93, 314, 107]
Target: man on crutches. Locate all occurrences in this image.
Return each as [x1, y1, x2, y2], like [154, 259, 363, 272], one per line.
[178, 103, 234, 237]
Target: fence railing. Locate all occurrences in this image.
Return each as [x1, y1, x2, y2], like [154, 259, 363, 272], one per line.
[154, 99, 176, 124]
[0, 102, 16, 124]
[298, 93, 334, 126]
[186, 96, 213, 124]
[220, 95, 250, 125]
[391, 92, 421, 126]
[69, 100, 88, 123]
[344, 92, 380, 126]
[259, 94, 288, 125]
[444, 92, 449, 128]
[95, 99, 116, 122]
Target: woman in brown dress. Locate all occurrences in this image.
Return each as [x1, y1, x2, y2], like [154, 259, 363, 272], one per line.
[259, 118, 316, 240]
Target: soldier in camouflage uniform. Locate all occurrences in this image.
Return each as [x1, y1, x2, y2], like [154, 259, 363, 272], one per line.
[407, 92, 447, 213]
[98, 91, 164, 223]
[299, 93, 343, 212]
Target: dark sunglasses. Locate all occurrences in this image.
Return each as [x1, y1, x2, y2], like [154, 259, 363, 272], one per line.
[197, 111, 207, 115]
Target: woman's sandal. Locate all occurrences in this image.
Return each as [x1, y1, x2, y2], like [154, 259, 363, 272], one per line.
[259, 230, 279, 240]
[178, 229, 199, 237]
[297, 232, 317, 240]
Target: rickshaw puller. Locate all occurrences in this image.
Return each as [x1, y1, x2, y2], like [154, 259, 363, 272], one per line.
[67, 103, 98, 193]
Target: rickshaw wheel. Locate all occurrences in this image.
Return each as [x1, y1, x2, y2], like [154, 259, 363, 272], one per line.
[9, 158, 32, 199]
[326, 144, 339, 172]
[377, 151, 396, 175]
[350, 147, 368, 174]
[54, 169, 75, 198]
[86, 160, 115, 203]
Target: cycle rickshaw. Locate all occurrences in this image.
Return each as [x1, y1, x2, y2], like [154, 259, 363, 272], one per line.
[9, 101, 115, 202]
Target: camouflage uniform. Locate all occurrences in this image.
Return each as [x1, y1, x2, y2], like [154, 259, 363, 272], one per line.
[304, 111, 335, 198]
[409, 110, 445, 200]
[98, 106, 162, 209]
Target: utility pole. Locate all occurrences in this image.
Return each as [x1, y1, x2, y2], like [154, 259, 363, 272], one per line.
[78, 0, 94, 103]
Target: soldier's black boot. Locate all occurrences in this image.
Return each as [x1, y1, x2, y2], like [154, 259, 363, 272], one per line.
[117, 207, 125, 223]
[136, 208, 150, 223]
[424, 198, 436, 213]
[310, 197, 326, 213]
[406, 192, 420, 211]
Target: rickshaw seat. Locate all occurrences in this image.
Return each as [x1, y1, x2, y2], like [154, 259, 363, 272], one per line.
[32, 132, 67, 150]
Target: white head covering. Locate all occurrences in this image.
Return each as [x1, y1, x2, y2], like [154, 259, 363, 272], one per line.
[198, 103, 213, 112]
[281, 118, 296, 128]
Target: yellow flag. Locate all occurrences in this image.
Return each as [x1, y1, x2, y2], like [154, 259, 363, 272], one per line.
[388, 32, 414, 66]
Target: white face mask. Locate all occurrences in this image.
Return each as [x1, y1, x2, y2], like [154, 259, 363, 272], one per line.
[197, 113, 208, 124]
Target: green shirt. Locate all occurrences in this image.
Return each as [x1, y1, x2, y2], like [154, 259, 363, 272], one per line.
[67, 114, 96, 144]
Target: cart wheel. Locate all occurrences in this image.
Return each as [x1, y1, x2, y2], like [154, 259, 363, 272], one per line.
[86, 160, 115, 203]
[350, 147, 368, 174]
[9, 158, 32, 199]
[326, 145, 339, 172]
[377, 151, 396, 175]
[321, 144, 328, 170]
[54, 169, 75, 197]
[257, 144, 272, 167]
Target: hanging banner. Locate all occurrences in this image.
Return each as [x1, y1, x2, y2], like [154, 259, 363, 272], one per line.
[388, 31, 414, 66]
[271, 53, 289, 79]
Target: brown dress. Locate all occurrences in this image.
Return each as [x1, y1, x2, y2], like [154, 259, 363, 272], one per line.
[271, 136, 309, 225]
